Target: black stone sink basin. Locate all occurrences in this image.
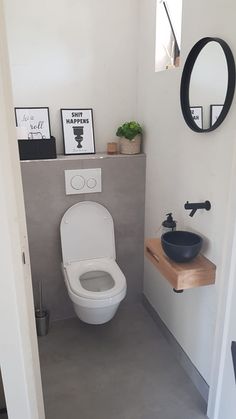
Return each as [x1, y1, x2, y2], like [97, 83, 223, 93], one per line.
[161, 231, 203, 263]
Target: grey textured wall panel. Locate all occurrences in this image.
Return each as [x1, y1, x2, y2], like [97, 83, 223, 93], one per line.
[21, 154, 146, 320]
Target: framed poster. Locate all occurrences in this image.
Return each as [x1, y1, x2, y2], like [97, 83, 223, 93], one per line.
[61, 108, 95, 155]
[210, 104, 223, 127]
[15, 107, 51, 139]
[190, 106, 203, 129]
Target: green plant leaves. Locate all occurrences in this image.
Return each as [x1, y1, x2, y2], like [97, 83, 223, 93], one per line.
[116, 121, 142, 140]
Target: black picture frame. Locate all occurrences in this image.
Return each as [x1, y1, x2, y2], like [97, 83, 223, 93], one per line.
[15, 107, 51, 139]
[61, 108, 96, 155]
[190, 106, 203, 129]
[180, 37, 236, 133]
[210, 104, 224, 127]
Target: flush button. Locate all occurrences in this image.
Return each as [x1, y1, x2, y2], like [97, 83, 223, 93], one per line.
[65, 168, 102, 195]
[87, 177, 97, 189]
[71, 175, 85, 190]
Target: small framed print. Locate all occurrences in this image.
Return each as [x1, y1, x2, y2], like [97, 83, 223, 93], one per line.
[15, 107, 51, 139]
[61, 108, 95, 155]
[210, 104, 223, 127]
[190, 106, 203, 129]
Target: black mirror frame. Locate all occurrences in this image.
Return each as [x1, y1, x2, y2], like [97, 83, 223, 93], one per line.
[180, 37, 236, 133]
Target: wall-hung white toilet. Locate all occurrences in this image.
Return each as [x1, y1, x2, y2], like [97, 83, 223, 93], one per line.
[60, 201, 127, 324]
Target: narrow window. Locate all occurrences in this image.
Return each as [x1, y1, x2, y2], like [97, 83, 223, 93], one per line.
[155, 0, 183, 72]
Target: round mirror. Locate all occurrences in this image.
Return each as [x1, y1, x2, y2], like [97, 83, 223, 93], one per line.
[180, 37, 236, 132]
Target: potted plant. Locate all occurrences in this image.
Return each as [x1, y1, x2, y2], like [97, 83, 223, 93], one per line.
[116, 121, 142, 154]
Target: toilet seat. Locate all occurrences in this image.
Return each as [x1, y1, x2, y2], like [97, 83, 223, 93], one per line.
[60, 202, 116, 264]
[64, 258, 126, 300]
[60, 202, 127, 324]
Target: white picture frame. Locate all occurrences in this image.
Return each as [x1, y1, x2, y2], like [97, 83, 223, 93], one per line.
[15, 107, 51, 139]
[210, 104, 223, 127]
[61, 108, 95, 155]
[190, 106, 203, 129]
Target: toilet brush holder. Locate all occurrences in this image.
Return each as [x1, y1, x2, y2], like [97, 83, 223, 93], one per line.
[35, 309, 50, 337]
[35, 279, 49, 336]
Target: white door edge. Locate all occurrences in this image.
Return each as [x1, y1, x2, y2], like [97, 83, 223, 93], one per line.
[207, 134, 236, 418]
[0, 2, 45, 419]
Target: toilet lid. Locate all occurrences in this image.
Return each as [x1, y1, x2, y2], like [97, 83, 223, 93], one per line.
[60, 201, 116, 264]
[65, 258, 126, 300]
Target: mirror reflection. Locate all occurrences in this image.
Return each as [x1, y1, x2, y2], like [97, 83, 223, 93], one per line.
[155, 0, 182, 71]
[189, 41, 228, 129]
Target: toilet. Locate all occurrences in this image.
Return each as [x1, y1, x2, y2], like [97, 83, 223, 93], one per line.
[60, 201, 127, 324]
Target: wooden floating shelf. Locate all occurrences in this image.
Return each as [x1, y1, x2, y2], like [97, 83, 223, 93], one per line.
[145, 238, 216, 291]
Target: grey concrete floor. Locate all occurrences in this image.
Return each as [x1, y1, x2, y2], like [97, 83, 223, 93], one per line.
[39, 303, 207, 419]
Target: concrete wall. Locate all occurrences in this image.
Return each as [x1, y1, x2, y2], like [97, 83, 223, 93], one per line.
[138, 0, 236, 384]
[21, 154, 146, 321]
[4, 0, 139, 154]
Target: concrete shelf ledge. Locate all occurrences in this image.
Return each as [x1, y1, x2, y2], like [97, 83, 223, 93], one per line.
[20, 152, 146, 163]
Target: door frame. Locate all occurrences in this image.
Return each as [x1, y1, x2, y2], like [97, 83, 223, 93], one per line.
[207, 131, 236, 418]
[1, 0, 236, 417]
[0, 2, 45, 418]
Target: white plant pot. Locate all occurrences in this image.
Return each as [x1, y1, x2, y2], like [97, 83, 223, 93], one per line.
[119, 135, 141, 155]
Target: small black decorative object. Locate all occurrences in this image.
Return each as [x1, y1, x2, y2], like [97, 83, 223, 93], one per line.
[18, 137, 57, 160]
[180, 37, 236, 132]
[61, 108, 95, 155]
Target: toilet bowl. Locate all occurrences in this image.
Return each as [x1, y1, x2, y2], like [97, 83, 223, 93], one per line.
[60, 201, 127, 324]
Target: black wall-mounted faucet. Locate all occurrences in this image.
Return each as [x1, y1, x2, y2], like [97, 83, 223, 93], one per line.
[184, 200, 211, 217]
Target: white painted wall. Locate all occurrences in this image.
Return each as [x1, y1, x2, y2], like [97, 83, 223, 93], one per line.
[138, 0, 236, 385]
[4, 0, 139, 154]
